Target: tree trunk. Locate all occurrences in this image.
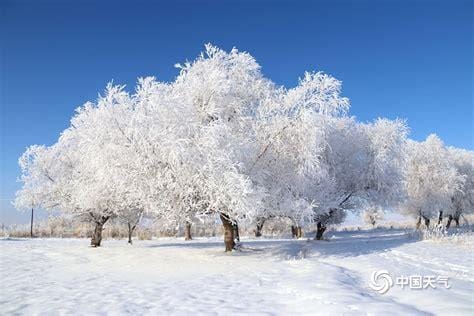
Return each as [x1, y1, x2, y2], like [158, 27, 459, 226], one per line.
[446, 215, 453, 229]
[128, 223, 133, 244]
[422, 216, 430, 228]
[91, 222, 104, 247]
[91, 216, 109, 247]
[184, 221, 192, 241]
[30, 208, 34, 238]
[437, 211, 443, 225]
[416, 216, 422, 229]
[291, 225, 297, 238]
[292, 225, 303, 238]
[220, 214, 235, 252]
[296, 226, 303, 239]
[233, 223, 240, 243]
[454, 214, 460, 227]
[315, 222, 326, 240]
[255, 218, 265, 237]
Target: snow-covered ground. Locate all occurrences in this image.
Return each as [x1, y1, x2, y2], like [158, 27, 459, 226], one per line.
[1, 229, 473, 315]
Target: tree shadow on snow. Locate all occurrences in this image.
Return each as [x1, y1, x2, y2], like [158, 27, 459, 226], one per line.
[302, 228, 419, 258]
[240, 228, 420, 259]
[145, 238, 295, 251]
[0, 237, 30, 242]
[146, 240, 223, 249]
[145, 228, 418, 258]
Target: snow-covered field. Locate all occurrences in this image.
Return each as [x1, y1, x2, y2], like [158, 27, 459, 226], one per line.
[1, 229, 473, 315]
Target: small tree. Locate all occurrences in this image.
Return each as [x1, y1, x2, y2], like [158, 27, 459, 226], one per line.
[362, 207, 384, 227]
[14, 145, 56, 238]
[118, 208, 143, 244]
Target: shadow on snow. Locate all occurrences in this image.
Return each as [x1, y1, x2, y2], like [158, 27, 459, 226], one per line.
[145, 228, 418, 259]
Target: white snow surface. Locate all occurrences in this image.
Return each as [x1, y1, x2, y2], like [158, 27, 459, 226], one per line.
[1, 229, 473, 315]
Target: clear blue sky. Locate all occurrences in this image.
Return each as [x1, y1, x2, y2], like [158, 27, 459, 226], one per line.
[1, 0, 472, 224]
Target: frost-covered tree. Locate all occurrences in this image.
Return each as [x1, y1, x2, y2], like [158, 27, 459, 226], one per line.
[309, 117, 408, 239]
[165, 45, 271, 250]
[445, 147, 474, 228]
[14, 145, 53, 237]
[117, 208, 143, 244]
[362, 207, 384, 227]
[15, 84, 145, 246]
[403, 135, 464, 228]
[59, 86, 140, 246]
[251, 72, 350, 238]
[18, 44, 462, 251]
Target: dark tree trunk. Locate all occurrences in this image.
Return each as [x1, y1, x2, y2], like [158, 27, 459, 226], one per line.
[184, 221, 192, 241]
[416, 216, 422, 229]
[291, 226, 303, 238]
[296, 226, 303, 239]
[291, 225, 297, 238]
[127, 223, 134, 244]
[128, 228, 132, 244]
[437, 211, 443, 225]
[91, 216, 109, 247]
[91, 223, 104, 247]
[233, 223, 240, 243]
[315, 222, 326, 240]
[422, 216, 430, 228]
[454, 214, 460, 227]
[30, 208, 34, 238]
[255, 218, 265, 237]
[446, 215, 453, 229]
[127, 214, 142, 245]
[220, 214, 235, 252]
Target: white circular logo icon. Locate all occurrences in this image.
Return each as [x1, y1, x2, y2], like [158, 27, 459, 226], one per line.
[369, 270, 393, 294]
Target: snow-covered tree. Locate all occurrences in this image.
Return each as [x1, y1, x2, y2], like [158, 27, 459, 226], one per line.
[251, 72, 350, 238]
[403, 135, 464, 228]
[308, 117, 408, 239]
[362, 207, 384, 227]
[18, 44, 469, 251]
[14, 145, 53, 237]
[15, 84, 144, 246]
[163, 45, 271, 250]
[445, 147, 474, 227]
[117, 208, 144, 244]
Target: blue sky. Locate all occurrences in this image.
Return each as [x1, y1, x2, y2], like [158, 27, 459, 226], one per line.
[1, 0, 472, 224]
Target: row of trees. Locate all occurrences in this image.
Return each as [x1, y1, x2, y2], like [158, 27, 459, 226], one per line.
[403, 136, 473, 228]
[14, 45, 473, 250]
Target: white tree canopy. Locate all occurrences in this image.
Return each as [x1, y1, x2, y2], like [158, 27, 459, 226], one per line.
[403, 135, 465, 219]
[15, 44, 470, 241]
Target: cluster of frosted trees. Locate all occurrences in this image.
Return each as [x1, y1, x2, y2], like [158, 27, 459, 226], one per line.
[14, 45, 473, 250]
[403, 136, 473, 229]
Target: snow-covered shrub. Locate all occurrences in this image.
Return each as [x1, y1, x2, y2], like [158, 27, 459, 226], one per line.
[415, 226, 473, 247]
[362, 207, 384, 227]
